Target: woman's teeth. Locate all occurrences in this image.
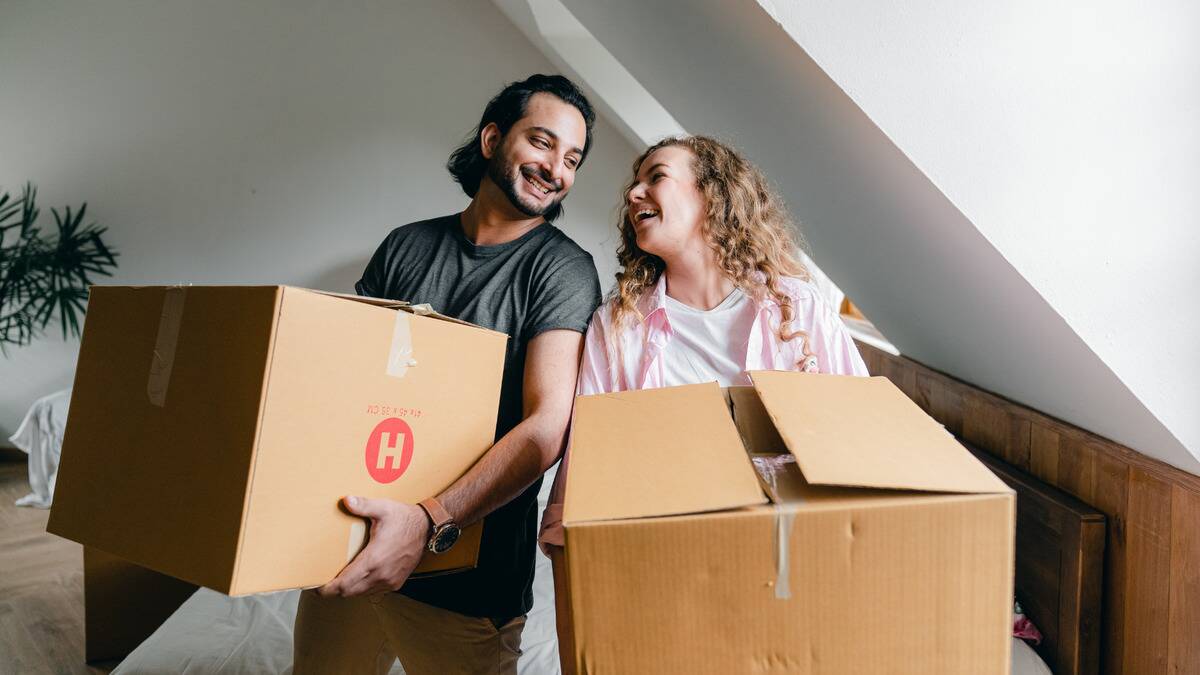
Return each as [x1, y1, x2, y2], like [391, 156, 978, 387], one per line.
[635, 209, 659, 221]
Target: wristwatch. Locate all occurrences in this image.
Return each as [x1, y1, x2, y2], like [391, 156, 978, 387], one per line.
[418, 497, 461, 554]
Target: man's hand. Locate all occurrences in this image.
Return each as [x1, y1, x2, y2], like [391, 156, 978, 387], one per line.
[317, 496, 430, 598]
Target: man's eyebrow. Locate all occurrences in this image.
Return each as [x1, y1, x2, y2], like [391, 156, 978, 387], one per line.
[529, 126, 584, 157]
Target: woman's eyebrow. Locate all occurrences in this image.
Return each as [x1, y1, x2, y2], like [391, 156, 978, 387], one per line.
[639, 162, 669, 178]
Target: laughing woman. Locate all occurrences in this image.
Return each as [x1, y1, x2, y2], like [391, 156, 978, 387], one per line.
[539, 135, 869, 549]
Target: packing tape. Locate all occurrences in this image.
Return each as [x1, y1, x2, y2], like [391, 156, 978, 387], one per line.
[346, 519, 367, 563]
[147, 287, 187, 407]
[386, 304, 434, 377]
[387, 311, 416, 377]
[774, 506, 797, 600]
[752, 454, 799, 601]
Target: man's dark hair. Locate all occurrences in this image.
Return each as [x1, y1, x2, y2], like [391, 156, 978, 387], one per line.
[447, 74, 596, 222]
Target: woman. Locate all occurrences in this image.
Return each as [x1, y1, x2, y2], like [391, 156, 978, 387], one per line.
[539, 135, 869, 548]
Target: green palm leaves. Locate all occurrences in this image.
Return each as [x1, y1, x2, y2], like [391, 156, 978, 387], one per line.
[0, 183, 119, 349]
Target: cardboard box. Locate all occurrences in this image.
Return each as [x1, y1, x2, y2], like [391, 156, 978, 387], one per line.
[49, 285, 505, 595]
[559, 372, 1015, 674]
[83, 547, 198, 662]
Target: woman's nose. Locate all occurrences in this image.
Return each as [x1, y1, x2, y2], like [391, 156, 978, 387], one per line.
[627, 183, 646, 203]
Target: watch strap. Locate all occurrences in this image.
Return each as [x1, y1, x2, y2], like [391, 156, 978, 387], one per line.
[419, 497, 453, 528]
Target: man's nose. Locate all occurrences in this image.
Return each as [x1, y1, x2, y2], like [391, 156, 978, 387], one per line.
[545, 158, 568, 188]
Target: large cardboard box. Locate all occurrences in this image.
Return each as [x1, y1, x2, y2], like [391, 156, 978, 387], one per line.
[559, 372, 1015, 674]
[49, 285, 506, 595]
[83, 547, 198, 662]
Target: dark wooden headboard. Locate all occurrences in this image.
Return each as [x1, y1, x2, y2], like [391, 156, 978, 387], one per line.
[972, 446, 1106, 675]
[857, 341, 1200, 675]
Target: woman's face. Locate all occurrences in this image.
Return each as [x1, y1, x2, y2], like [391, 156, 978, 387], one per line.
[625, 146, 707, 261]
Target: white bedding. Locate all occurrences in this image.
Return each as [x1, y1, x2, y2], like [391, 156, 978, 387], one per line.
[113, 470, 1051, 675]
[9, 388, 71, 508]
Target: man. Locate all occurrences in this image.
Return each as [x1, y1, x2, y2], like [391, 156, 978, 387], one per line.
[293, 74, 602, 674]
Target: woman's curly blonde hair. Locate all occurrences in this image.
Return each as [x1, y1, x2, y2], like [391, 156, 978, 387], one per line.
[612, 135, 813, 357]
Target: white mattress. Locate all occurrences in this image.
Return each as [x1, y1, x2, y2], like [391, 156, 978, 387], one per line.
[113, 469, 1051, 675]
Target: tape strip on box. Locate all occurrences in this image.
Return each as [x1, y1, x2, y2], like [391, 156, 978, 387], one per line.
[147, 287, 187, 407]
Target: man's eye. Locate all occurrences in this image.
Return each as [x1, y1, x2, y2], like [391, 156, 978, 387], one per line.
[532, 137, 549, 149]
[567, 158, 579, 169]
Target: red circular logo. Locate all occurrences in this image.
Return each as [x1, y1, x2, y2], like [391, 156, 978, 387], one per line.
[365, 417, 414, 484]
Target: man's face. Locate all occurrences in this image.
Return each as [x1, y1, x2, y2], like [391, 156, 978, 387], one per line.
[485, 93, 587, 218]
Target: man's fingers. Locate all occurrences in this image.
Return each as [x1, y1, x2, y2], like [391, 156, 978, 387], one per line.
[343, 495, 389, 520]
[318, 548, 377, 597]
[336, 565, 390, 597]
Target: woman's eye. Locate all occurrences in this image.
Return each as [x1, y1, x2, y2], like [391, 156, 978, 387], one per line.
[651, 173, 665, 182]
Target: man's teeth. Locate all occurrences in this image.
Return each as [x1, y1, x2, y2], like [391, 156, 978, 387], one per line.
[527, 174, 552, 195]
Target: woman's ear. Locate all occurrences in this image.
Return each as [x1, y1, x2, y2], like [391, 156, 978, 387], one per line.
[480, 123, 501, 160]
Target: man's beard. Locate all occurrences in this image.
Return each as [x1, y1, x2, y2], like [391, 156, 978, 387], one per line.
[487, 154, 566, 220]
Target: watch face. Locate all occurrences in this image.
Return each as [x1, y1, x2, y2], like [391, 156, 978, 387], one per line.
[431, 524, 460, 554]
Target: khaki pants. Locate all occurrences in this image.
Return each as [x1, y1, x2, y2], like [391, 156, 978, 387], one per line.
[292, 590, 525, 675]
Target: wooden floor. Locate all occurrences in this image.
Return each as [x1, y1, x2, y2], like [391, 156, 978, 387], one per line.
[0, 454, 116, 675]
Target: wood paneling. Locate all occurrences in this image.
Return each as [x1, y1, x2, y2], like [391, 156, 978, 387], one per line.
[1168, 486, 1200, 674]
[1124, 469, 1172, 674]
[857, 341, 1200, 675]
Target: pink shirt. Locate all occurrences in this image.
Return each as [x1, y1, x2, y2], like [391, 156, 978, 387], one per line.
[538, 275, 870, 548]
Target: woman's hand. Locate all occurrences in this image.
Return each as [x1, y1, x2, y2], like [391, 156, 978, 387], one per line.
[538, 503, 565, 556]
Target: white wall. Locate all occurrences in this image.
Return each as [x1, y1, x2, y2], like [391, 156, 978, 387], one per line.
[557, 0, 1199, 473]
[0, 0, 635, 440]
[756, 0, 1200, 471]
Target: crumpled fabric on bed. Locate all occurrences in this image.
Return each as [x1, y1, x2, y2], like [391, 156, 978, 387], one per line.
[9, 388, 71, 509]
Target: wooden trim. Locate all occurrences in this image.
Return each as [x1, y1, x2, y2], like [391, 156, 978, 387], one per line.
[856, 341, 1200, 675]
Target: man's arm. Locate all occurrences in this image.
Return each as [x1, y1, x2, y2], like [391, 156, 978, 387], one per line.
[318, 329, 584, 598]
[438, 328, 583, 525]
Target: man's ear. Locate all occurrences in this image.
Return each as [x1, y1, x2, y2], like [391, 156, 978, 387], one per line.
[480, 123, 501, 160]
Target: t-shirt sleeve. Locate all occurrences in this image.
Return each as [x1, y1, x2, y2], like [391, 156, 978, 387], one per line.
[523, 253, 602, 341]
[354, 232, 394, 298]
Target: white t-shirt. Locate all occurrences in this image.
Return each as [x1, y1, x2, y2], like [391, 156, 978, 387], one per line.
[661, 288, 757, 387]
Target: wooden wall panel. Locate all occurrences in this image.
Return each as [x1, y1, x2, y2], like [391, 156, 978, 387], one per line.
[856, 341, 1200, 675]
[1168, 486, 1200, 674]
[1123, 470, 1172, 674]
[1030, 422, 1061, 485]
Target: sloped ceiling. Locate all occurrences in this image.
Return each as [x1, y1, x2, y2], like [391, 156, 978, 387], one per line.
[499, 0, 1199, 474]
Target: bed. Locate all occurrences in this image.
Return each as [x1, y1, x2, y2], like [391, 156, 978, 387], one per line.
[972, 446, 1106, 675]
[106, 445, 1099, 675]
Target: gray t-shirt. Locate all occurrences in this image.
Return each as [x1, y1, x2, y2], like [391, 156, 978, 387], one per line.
[355, 213, 601, 619]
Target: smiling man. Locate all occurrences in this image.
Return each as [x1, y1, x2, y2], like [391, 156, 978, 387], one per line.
[292, 75, 602, 675]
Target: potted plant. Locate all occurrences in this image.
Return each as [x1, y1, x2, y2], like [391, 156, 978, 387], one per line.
[0, 183, 119, 350]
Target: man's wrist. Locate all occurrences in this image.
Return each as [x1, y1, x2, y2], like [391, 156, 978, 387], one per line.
[418, 496, 461, 554]
[414, 502, 434, 538]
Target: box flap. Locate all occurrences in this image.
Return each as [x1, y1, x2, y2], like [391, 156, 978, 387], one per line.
[305, 288, 506, 336]
[749, 371, 1010, 494]
[564, 382, 767, 524]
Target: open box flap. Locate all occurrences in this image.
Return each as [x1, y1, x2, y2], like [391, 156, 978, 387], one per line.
[749, 371, 1010, 494]
[563, 382, 767, 525]
[304, 288, 506, 336]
